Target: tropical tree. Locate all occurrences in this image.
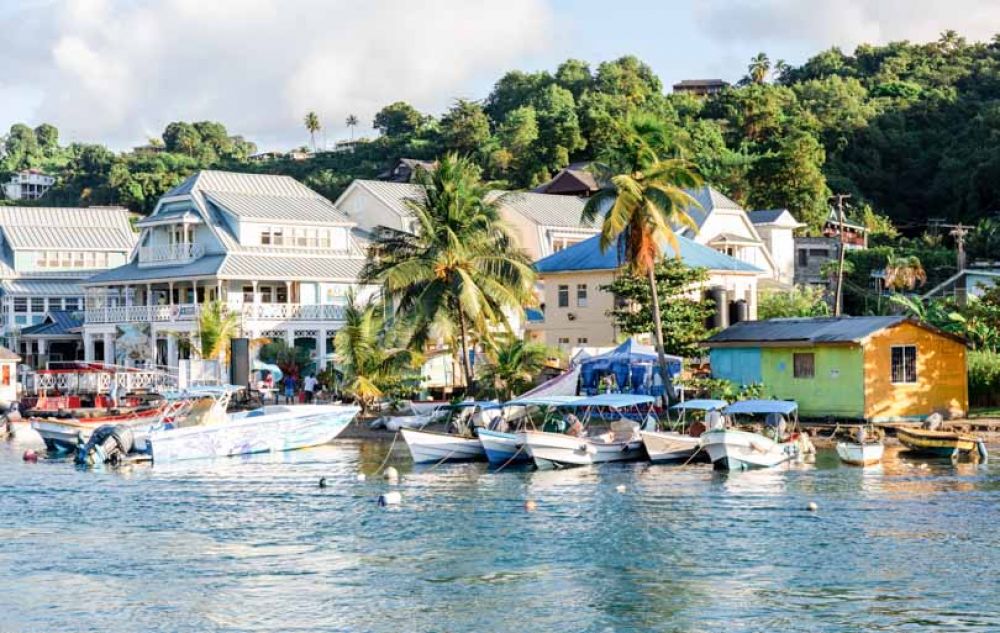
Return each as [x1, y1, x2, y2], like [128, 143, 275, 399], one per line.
[748, 52, 771, 84]
[304, 111, 321, 151]
[345, 114, 359, 140]
[883, 254, 927, 291]
[581, 113, 702, 402]
[362, 153, 536, 391]
[196, 301, 239, 360]
[479, 337, 549, 401]
[334, 293, 420, 411]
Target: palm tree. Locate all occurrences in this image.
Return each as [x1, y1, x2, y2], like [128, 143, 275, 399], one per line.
[582, 114, 702, 403]
[748, 52, 771, 84]
[345, 114, 359, 141]
[334, 292, 420, 411]
[362, 153, 536, 392]
[883, 254, 927, 291]
[304, 111, 321, 151]
[197, 301, 239, 361]
[480, 337, 549, 401]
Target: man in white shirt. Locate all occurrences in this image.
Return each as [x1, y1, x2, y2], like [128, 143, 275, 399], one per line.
[303, 373, 319, 403]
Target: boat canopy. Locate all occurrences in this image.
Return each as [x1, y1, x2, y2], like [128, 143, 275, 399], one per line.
[724, 399, 798, 416]
[670, 399, 728, 411]
[574, 393, 656, 408]
[505, 395, 584, 408]
[451, 400, 500, 410]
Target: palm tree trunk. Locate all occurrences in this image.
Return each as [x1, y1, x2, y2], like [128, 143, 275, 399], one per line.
[457, 311, 475, 396]
[647, 266, 676, 407]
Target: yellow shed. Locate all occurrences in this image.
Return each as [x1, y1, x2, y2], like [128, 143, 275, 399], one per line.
[862, 320, 968, 421]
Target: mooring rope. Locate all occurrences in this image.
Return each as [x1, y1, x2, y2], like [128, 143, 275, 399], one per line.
[426, 447, 460, 472]
[493, 444, 526, 474]
[373, 431, 400, 476]
[681, 443, 705, 467]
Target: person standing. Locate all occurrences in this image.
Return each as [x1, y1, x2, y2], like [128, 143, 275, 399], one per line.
[282, 374, 297, 405]
[303, 373, 318, 404]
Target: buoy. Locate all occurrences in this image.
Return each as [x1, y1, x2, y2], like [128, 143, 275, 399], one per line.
[383, 466, 399, 482]
[357, 473, 367, 482]
[318, 477, 328, 488]
[22, 449, 38, 463]
[919, 463, 929, 470]
[615, 484, 626, 493]
[807, 501, 818, 512]
[378, 491, 402, 506]
[524, 499, 538, 512]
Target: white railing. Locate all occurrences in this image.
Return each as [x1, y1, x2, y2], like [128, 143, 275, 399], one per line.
[138, 243, 205, 266]
[85, 302, 346, 324]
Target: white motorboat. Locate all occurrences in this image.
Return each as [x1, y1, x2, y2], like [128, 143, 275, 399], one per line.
[836, 440, 884, 466]
[400, 428, 486, 463]
[699, 400, 801, 471]
[478, 395, 590, 465]
[640, 399, 728, 463]
[521, 394, 654, 468]
[147, 402, 358, 463]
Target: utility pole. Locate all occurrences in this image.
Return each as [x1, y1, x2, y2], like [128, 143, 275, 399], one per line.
[931, 220, 971, 271]
[832, 193, 851, 317]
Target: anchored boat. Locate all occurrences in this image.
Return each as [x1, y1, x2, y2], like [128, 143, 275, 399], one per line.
[699, 399, 802, 471]
[400, 401, 499, 464]
[640, 399, 727, 463]
[522, 394, 654, 468]
[836, 427, 884, 466]
[478, 395, 587, 465]
[896, 426, 987, 460]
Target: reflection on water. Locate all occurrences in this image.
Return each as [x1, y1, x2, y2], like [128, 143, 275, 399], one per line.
[1, 430, 998, 633]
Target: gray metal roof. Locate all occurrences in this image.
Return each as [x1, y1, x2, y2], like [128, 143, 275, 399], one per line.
[349, 180, 426, 217]
[204, 191, 350, 224]
[0, 207, 136, 251]
[20, 310, 83, 337]
[0, 279, 86, 295]
[219, 254, 365, 281]
[705, 316, 909, 345]
[163, 170, 321, 199]
[493, 191, 602, 229]
[83, 255, 227, 284]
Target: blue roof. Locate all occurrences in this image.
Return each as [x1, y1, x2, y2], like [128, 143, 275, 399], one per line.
[724, 399, 798, 416]
[506, 395, 584, 407]
[670, 399, 728, 411]
[525, 307, 544, 323]
[574, 393, 656, 408]
[534, 233, 761, 274]
[20, 310, 82, 337]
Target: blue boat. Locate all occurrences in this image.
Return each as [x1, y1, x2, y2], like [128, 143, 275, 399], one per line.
[478, 395, 584, 465]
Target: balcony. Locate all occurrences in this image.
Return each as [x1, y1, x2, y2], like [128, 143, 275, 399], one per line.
[138, 243, 205, 267]
[84, 302, 346, 324]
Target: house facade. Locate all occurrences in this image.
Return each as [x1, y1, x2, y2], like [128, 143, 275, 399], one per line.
[794, 211, 868, 286]
[81, 170, 370, 371]
[748, 209, 805, 286]
[3, 169, 56, 201]
[705, 316, 968, 421]
[0, 206, 136, 354]
[528, 234, 762, 351]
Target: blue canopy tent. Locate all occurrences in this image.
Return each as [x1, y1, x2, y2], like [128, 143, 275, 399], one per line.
[578, 338, 682, 397]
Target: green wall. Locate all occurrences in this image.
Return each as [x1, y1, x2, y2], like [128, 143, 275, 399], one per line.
[760, 346, 865, 418]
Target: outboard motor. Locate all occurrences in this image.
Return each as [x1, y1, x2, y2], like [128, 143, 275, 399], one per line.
[75, 424, 135, 467]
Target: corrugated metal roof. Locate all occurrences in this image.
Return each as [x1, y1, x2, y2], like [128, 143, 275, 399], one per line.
[494, 191, 602, 229]
[350, 180, 426, 216]
[681, 186, 743, 229]
[204, 191, 350, 223]
[0, 279, 86, 295]
[0, 207, 136, 251]
[164, 170, 321, 199]
[20, 310, 83, 337]
[748, 209, 786, 224]
[83, 256, 227, 284]
[135, 209, 202, 226]
[705, 316, 908, 345]
[533, 233, 762, 274]
[219, 254, 365, 281]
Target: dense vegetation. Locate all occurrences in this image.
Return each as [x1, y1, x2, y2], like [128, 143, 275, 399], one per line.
[4, 32, 1000, 230]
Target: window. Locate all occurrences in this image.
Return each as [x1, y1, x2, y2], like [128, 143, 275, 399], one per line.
[271, 228, 284, 246]
[73, 252, 85, 268]
[48, 252, 59, 268]
[30, 298, 44, 312]
[84, 252, 95, 268]
[261, 231, 271, 245]
[243, 286, 255, 302]
[13, 298, 27, 313]
[577, 337, 588, 345]
[557, 285, 569, 308]
[64, 298, 80, 311]
[576, 284, 588, 308]
[891, 345, 917, 384]
[793, 353, 815, 379]
[36, 252, 46, 268]
[797, 249, 808, 267]
[96, 252, 108, 268]
[809, 248, 830, 258]
[557, 337, 570, 346]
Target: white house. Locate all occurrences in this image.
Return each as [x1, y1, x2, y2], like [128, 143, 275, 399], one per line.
[0, 206, 136, 354]
[748, 208, 806, 286]
[81, 170, 371, 370]
[2, 169, 56, 201]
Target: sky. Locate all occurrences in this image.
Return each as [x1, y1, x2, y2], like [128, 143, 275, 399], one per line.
[1, 0, 999, 151]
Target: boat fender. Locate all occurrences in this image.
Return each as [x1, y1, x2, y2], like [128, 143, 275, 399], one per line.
[357, 473, 367, 482]
[22, 449, 38, 463]
[615, 485, 626, 493]
[383, 466, 399, 482]
[524, 499, 538, 512]
[976, 440, 989, 463]
[378, 491, 402, 506]
[319, 477, 328, 488]
[807, 502, 818, 512]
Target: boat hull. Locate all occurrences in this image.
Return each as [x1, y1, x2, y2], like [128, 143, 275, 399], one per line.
[836, 441, 884, 466]
[699, 429, 797, 471]
[639, 430, 702, 463]
[31, 411, 162, 453]
[896, 427, 978, 457]
[523, 431, 645, 468]
[148, 405, 357, 463]
[400, 428, 486, 464]
[477, 429, 530, 465]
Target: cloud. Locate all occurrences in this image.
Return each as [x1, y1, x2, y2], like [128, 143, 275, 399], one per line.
[0, 0, 553, 149]
[695, 0, 1000, 51]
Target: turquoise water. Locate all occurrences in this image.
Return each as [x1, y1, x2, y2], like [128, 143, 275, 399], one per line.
[2, 430, 998, 632]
